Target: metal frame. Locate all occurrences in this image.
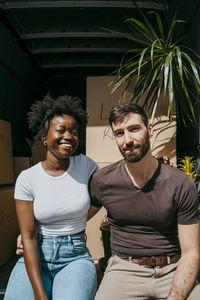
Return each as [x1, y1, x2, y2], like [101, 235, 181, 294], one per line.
[31, 47, 128, 54]
[0, 1, 168, 10]
[21, 32, 124, 40]
[42, 63, 120, 68]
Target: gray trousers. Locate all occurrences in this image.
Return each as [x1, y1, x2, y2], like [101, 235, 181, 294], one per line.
[95, 255, 200, 300]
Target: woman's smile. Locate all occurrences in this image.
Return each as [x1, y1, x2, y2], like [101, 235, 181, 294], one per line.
[44, 114, 79, 159]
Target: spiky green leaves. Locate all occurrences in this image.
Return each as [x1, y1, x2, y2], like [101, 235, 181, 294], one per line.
[110, 7, 200, 124]
[178, 156, 199, 182]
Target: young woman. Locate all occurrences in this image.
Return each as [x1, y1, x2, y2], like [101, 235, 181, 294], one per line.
[4, 95, 98, 300]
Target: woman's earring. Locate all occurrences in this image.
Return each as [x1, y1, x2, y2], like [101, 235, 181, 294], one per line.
[43, 141, 47, 146]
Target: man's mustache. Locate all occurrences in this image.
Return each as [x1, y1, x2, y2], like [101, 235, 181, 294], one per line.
[122, 144, 141, 151]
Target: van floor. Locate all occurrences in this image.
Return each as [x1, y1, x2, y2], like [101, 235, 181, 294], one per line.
[0, 256, 104, 299]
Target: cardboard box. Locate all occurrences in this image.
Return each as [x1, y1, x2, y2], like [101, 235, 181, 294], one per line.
[0, 120, 14, 184]
[26, 139, 46, 166]
[13, 157, 31, 180]
[0, 187, 19, 267]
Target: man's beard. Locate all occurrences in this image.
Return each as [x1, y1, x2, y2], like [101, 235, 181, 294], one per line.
[120, 133, 150, 163]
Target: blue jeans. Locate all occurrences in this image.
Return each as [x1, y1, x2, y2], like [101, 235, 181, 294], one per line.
[4, 233, 97, 300]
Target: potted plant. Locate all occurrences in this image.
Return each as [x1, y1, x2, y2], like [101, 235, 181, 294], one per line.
[98, 216, 111, 272]
[178, 156, 200, 216]
[105, 3, 200, 124]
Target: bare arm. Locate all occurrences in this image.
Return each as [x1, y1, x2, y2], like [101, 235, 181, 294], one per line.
[87, 205, 101, 221]
[167, 223, 200, 300]
[16, 200, 48, 300]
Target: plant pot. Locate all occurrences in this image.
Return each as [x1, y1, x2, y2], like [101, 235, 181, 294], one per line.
[98, 257, 108, 273]
[100, 221, 111, 260]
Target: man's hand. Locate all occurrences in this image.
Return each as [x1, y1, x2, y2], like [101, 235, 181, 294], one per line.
[16, 234, 23, 255]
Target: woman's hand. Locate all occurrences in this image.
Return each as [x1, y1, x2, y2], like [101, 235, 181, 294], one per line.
[16, 234, 23, 255]
[158, 156, 177, 167]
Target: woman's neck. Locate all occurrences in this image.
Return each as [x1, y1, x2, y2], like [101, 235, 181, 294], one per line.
[41, 153, 70, 176]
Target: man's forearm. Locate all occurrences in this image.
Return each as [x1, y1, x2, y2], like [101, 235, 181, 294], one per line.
[167, 254, 199, 300]
[87, 205, 101, 221]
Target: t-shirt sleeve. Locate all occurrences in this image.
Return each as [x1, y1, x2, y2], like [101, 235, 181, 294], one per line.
[89, 172, 102, 208]
[14, 171, 34, 201]
[86, 155, 99, 178]
[176, 176, 199, 225]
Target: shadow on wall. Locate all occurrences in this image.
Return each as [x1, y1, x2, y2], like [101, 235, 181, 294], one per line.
[151, 118, 176, 160]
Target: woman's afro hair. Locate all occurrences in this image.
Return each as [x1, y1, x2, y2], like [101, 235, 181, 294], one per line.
[27, 94, 87, 140]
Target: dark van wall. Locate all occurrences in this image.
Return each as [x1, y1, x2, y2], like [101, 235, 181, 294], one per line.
[167, 0, 200, 159]
[0, 22, 45, 156]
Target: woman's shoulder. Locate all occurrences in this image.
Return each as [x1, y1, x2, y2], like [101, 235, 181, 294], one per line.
[72, 154, 98, 166]
[17, 162, 42, 180]
[72, 154, 99, 176]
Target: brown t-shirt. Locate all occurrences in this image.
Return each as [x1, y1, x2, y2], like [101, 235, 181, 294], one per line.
[90, 160, 199, 258]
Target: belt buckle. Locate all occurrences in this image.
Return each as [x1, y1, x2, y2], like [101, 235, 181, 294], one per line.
[140, 257, 156, 267]
[150, 256, 156, 267]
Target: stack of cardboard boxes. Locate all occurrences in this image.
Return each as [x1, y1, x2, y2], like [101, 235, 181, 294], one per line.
[0, 120, 19, 267]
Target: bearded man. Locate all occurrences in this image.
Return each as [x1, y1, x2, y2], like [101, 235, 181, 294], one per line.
[89, 103, 200, 300]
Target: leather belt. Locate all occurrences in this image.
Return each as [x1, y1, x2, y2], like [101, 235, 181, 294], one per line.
[125, 254, 181, 267]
